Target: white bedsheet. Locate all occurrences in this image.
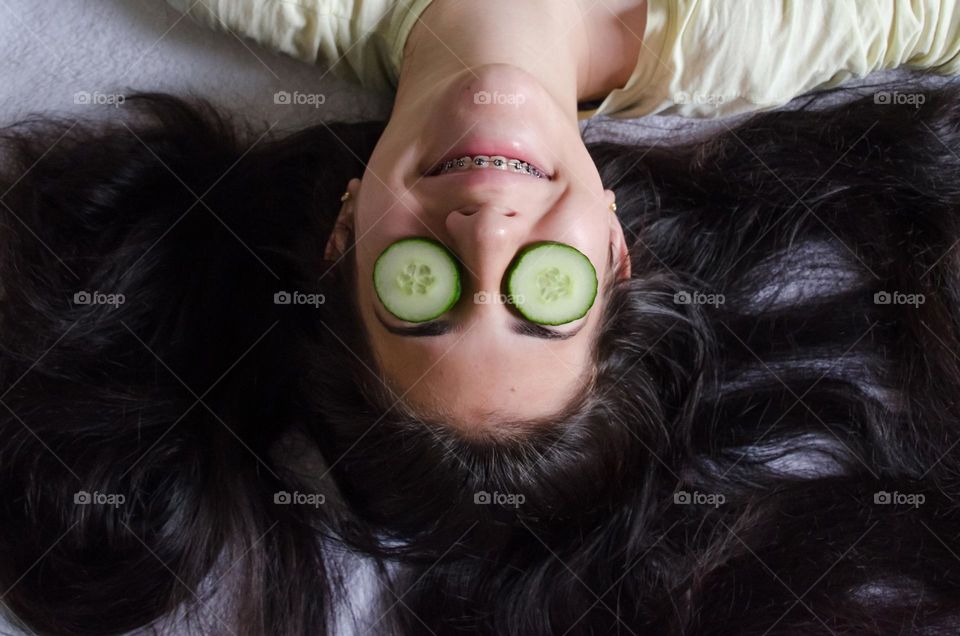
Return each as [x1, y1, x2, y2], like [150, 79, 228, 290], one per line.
[0, 0, 391, 127]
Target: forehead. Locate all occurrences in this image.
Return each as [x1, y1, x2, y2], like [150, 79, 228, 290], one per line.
[359, 299, 600, 425]
[381, 342, 588, 427]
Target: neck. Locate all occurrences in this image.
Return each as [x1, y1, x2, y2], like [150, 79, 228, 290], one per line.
[398, 0, 601, 122]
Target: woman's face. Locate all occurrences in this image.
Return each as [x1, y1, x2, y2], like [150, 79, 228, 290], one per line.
[326, 64, 630, 432]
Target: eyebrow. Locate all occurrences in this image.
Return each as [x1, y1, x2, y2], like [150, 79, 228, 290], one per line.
[374, 309, 584, 340]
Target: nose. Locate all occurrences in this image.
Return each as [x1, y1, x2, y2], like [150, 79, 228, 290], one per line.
[445, 204, 526, 292]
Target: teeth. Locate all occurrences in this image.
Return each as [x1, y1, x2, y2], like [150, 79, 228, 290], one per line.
[434, 155, 546, 178]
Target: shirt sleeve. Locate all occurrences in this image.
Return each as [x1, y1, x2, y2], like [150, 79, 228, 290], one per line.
[166, 0, 327, 65]
[164, 0, 433, 92]
[588, 0, 960, 119]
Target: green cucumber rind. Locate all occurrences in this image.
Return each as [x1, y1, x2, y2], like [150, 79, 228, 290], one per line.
[505, 241, 598, 326]
[373, 237, 461, 323]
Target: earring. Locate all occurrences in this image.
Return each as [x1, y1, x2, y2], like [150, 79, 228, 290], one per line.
[609, 201, 617, 214]
[340, 191, 351, 203]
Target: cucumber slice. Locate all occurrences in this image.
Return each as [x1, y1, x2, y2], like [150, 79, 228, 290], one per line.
[506, 242, 597, 326]
[374, 238, 461, 322]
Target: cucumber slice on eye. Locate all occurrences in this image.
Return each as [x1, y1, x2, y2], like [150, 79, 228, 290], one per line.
[506, 241, 598, 326]
[374, 238, 461, 323]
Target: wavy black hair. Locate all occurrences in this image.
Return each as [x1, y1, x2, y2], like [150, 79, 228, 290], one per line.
[2, 82, 960, 635]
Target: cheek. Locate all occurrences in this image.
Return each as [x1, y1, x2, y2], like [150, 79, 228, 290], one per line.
[354, 193, 421, 255]
[540, 213, 610, 274]
[353, 196, 439, 295]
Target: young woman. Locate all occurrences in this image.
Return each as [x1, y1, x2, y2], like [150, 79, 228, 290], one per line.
[2, 1, 960, 634]
[156, 0, 960, 434]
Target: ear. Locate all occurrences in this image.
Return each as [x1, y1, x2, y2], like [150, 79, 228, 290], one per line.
[324, 178, 361, 261]
[605, 189, 631, 281]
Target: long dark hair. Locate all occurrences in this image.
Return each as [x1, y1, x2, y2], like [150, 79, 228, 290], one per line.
[2, 83, 960, 635]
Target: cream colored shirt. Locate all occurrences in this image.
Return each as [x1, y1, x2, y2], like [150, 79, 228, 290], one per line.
[165, 0, 434, 94]
[167, 0, 960, 119]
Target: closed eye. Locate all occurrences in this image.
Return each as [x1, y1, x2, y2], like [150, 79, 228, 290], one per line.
[510, 320, 583, 340]
[375, 314, 457, 337]
[374, 309, 582, 340]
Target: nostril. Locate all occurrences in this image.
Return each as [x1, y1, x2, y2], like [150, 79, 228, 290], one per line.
[450, 207, 517, 218]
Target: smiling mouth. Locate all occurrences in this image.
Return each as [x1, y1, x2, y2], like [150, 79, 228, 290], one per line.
[427, 155, 550, 179]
